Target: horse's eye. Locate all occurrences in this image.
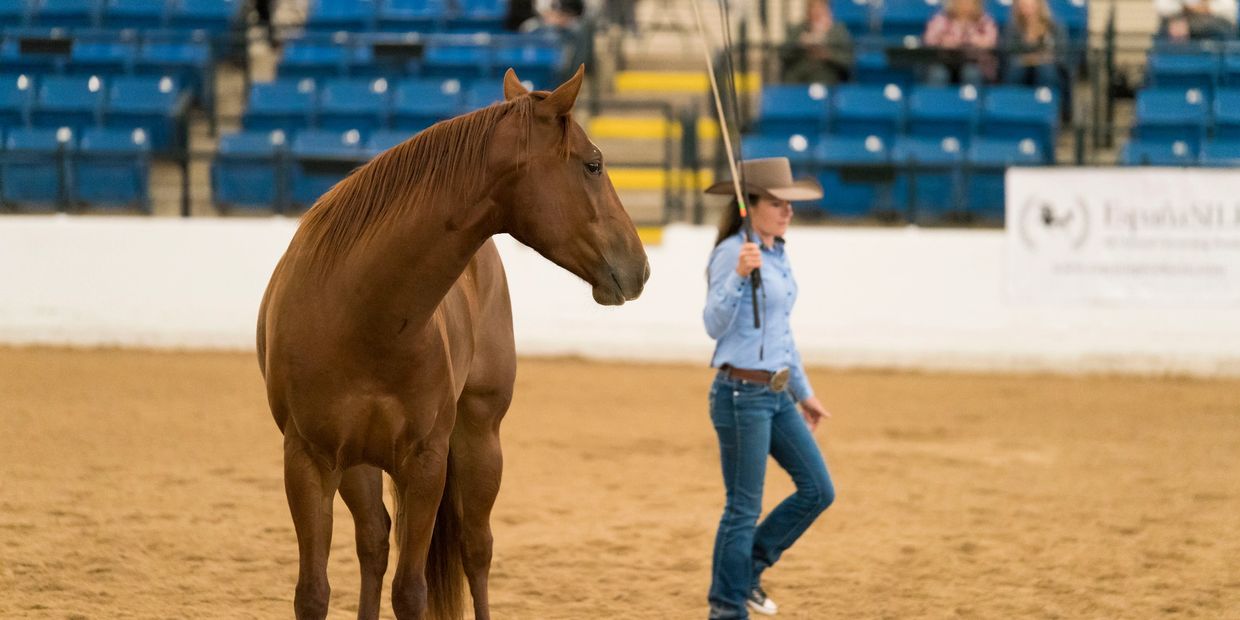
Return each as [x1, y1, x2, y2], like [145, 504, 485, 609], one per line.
[585, 161, 603, 176]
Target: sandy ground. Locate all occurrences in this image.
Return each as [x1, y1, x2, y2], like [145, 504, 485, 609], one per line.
[1, 348, 1238, 619]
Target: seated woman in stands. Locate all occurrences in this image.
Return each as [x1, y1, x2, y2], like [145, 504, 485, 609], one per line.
[1156, 0, 1238, 42]
[1002, 0, 1066, 89]
[779, 0, 855, 84]
[922, 0, 999, 85]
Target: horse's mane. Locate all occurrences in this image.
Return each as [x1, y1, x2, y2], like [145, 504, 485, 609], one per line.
[293, 92, 564, 272]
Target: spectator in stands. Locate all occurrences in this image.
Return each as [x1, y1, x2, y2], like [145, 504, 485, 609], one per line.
[1156, 0, 1238, 41]
[1002, 0, 1066, 88]
[253, 0, 276, 46]
[923, 0, 1000, 85]
[520, 0, 591, 82]
[779, 0, 854, 84]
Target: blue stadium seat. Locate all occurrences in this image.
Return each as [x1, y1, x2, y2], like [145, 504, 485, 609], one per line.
[2, 126, 72, 208]
[67, 38, 136, 77]
[0, 0, 31, 24]
[1199, 139, 1240, 166]
[891, 136, 964, 222]
[755, 83, 831, 139]
[830, 83, 904, 141]
[463, 78, 505, 110]
[392, 78, 463, 132]
[211, 129, 286, 211]
[366, 129, 410, 156]
[1120, 138, 1196, 165]
[378, 0, 448, 31]
[1147, 51, 1219, 95]
[0, 27, 68, 75]
[853, 50, 916, 89]
[105, 75, 187, 152]
[135, 34, 211, 101]
[423, 40, 491, 79]
[1132, 87, 1208, 152]
[167, 0, 237, 33]
[979, 85, 1058, 162]
[741, 133, 816, 165]
[0, 73, 36, 129]
[291, 129, 366, 208]
[1223, 53, 1240, 87]
[1049, 0, 1087, 43]
[813, 134, 892, 218]
[305, 0, 376, 32]
[29, 0, 99, 28]
[32, 74, 106, 133]
[879, 0, 937, 37]
[1212, 88, 1240, 140]
[494, 40, 561, 92]
[102, 0, 168, 29]
[832, 0, 873, 35]
[966, 137, 1043, 221]
[74, 126, 150, 209]
[317, 77, 390, 136]
[453, 0, 507, 31]
[986, 0, 1012, 25]
[279, 41, 349, 80]
[243, 78, 317, 135]
[906, 84, 980, 144]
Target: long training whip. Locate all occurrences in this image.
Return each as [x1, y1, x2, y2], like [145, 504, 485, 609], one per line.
[690, 0, 762, 330]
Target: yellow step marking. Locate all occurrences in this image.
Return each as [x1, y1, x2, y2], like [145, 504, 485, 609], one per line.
[614, 71, 760, 95]
[609, 167, 715, 191]
[588, 116, 720, 140]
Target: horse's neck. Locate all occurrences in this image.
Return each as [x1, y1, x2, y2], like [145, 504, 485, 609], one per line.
[348, 194, 498, 330]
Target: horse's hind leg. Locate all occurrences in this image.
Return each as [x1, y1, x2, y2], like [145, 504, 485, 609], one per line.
[284, 430, 343, 620]
[339, 465, 390, 620]
[452, 389, 510, 620]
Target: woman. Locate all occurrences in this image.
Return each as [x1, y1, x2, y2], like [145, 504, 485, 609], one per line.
[703, 158, 835, 619]
[779, 0, 855, 85]
[1003, 0, 1065, 89]
[923, 0, 999, 85]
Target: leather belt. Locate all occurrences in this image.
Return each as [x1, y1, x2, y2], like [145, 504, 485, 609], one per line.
[721, 365, 791, 392]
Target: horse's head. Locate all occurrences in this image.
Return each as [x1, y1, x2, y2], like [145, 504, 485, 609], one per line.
[489, 66, 649, 306]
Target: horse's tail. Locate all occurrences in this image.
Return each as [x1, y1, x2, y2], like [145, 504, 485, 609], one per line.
[390, 457, 466, 620]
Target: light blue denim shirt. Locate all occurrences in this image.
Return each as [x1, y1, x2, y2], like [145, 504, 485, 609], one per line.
[704, 232, 814, 402]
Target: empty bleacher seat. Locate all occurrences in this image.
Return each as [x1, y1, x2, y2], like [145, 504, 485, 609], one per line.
[392, 78, 463, 132]
[853, 50, 916, 89]
[986, 0, 1012, 25]
[74, 126, 150, 209]
[832, 0, 873, 35]
[305, 0, 376, 32]
[1, 28, 70, 75]
[463, 78, 505, 110]
[29, 0, 99, 28]
[979, 85, 1058, 162]
[102, 0, 169, 30]
[453, 0, 507, 31]
[135, 33, 211, 101]
[243, 78, 317, 135]
[279, 40, 349, 80]
[2, 126, 72, 208]
[317, 77, 390, 135]
[906, 84, 980, 144]
[1120, 138, 1196, 165]
[0, 73, 36, 130]
[212, 129, 287, 211]
[291, 129, 366, 208]
[1147, 51, 1219, 95]
[813, 134, 891, 218]
[378, 0, 448, 31]
[1222, 54, 1240, 87]
[366, 129, 410, 155]
[755, 83, 831, 139]
[1199, 139, 1240, 166]
[742, 133, 816, 166]
[167, 0, 237, 32]
[495, 40, 561, 92]
[104, 75, 187, 152]
[831, 83, 904, 141]
[1132, 87, 1208, 153]
[966, 137, 1043, 221]
[423, 39, 491, 79]
[1212, 88, 1240, 140]
[879, 0, 938, 37]
[66, 38, 136, 77]
[0, 0, 31, 24]
[32, 74, 106, 133]
[891, 136, 964, 222]
[1050, 0, 1087, 44]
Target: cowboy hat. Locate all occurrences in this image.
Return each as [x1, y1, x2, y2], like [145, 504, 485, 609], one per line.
[704, 157, 824, 202]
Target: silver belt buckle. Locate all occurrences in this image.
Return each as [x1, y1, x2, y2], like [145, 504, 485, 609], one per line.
[770, 367, 791, 392]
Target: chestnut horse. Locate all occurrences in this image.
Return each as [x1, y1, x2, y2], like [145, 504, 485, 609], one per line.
[256, 67, 649, 620]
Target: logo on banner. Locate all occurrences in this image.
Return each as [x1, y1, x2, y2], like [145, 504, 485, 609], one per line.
[1018, 195, 1089, 251]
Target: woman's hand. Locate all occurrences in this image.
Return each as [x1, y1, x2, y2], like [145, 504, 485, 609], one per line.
[736, 242, 762, 277]
[799, 396, 831, 430]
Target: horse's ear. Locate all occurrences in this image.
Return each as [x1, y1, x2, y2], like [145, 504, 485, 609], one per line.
[503, 68, 529, 101]
[537, 64, 584, 117]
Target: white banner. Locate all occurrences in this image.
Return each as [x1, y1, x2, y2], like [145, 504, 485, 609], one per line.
[1006, 167, 1240, 305]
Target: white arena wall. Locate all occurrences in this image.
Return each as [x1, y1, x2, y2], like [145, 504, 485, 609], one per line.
[2, 212, 1238, 377]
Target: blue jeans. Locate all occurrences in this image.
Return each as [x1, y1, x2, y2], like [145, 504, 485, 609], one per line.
[707, 375, 835, 619]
